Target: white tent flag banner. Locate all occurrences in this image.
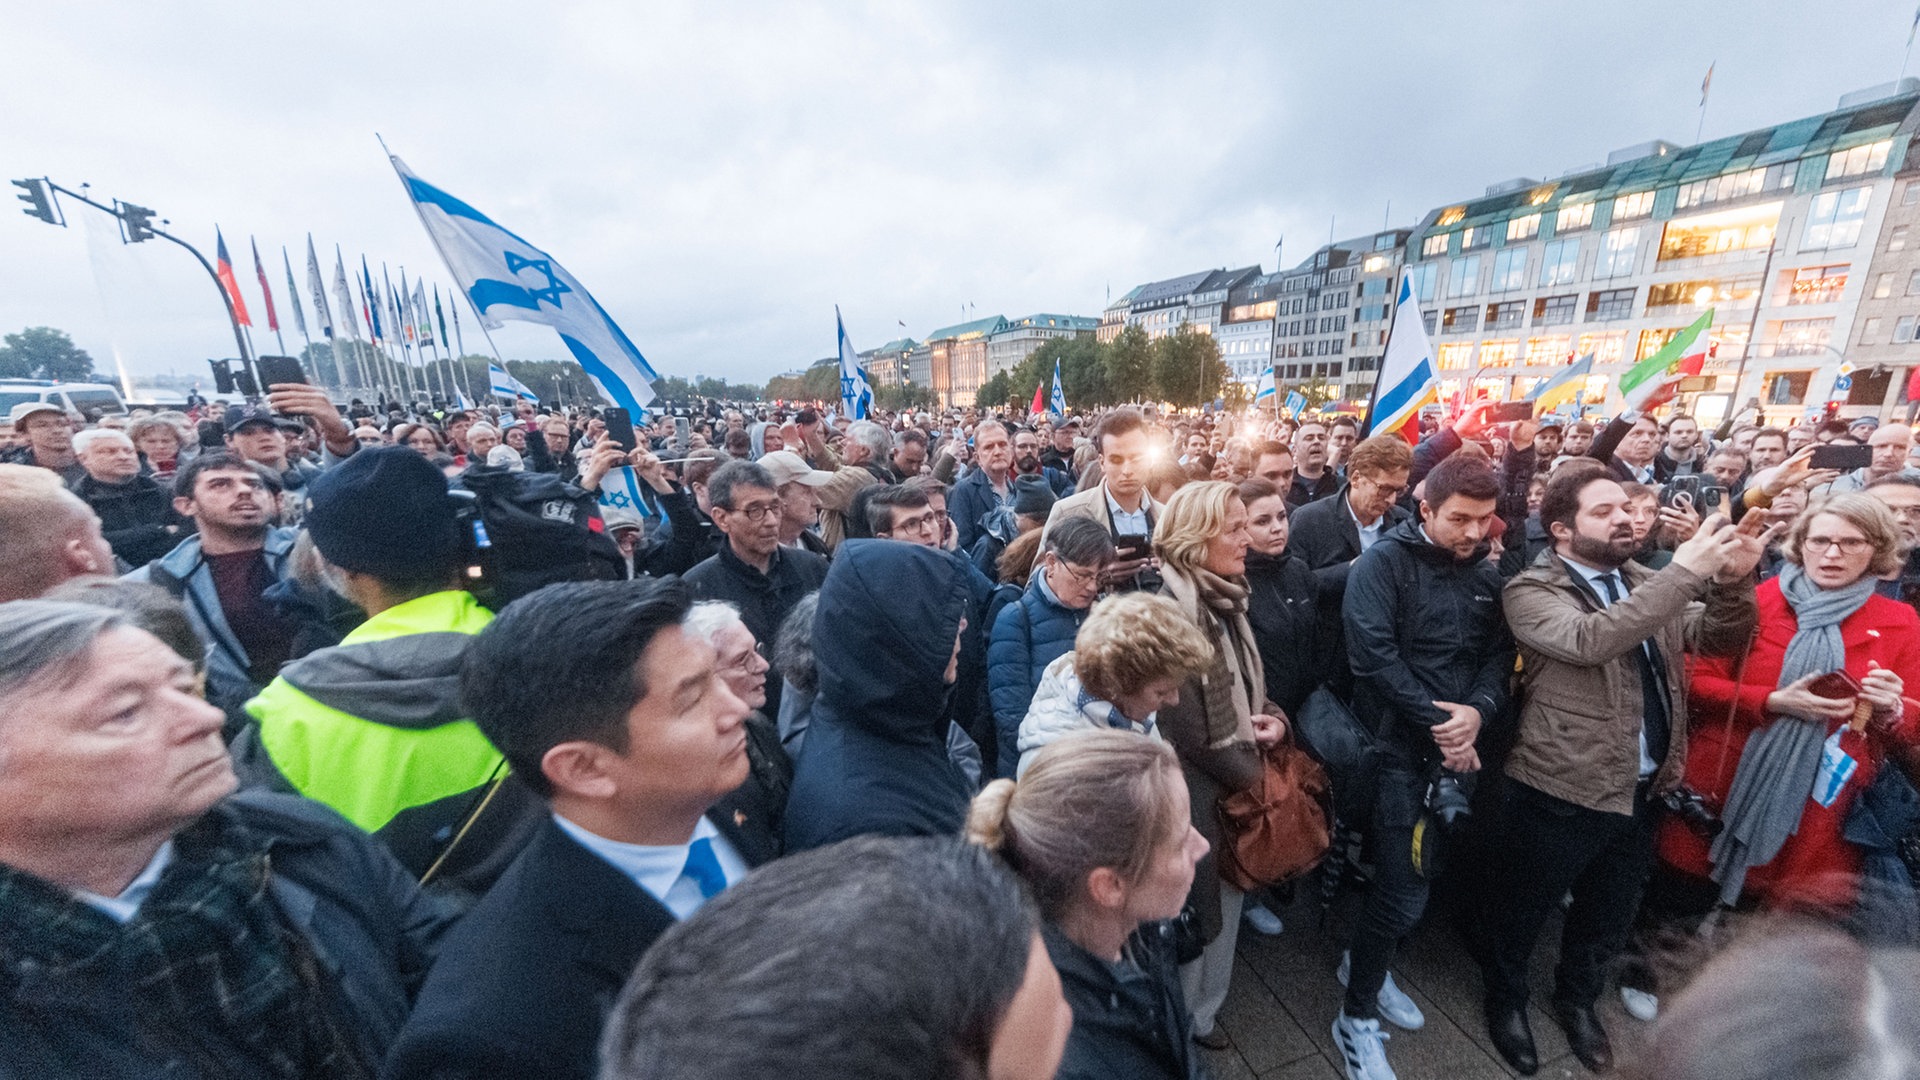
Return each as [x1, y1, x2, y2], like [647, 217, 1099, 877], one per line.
[387, 152, 660, 410]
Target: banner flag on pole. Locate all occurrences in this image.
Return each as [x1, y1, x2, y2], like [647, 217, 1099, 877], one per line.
[413, 279, 435, 346]
[215, 229, 253, 327]
[1526, 353, 1596, 414]
[488, 362, 539, 402]
[251, 237, 279, 333]
[310, 238, 337, 340]
[330, 248, 357, 344]
[281, 246, 307, 338]
[1700, 61, 1715, 106]
[398, 268, 417, 346]
[386, 151, 660, 410]
[1029, 380, 1046, 415]
[1619, 309, 1713, 413]
[1362, 269, 1439, 444]
[434, 285, 450, 352]
[835, 306, 872, 419]
[1049, 357, 1066, 417]
[1284, 390, 1307, 417]
[1253, 366, 1277, 405]
[361, 256, 382, 343]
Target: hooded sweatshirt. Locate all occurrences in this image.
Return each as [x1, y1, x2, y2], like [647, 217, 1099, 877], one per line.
[783, 540, 975, 850]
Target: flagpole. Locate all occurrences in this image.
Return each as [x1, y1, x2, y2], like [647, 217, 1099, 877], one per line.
[381, 263, 416, 403]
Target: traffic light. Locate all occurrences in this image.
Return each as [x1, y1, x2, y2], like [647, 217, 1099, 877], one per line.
[12, 178, 56, 224]
[208, 359, 235, 394]
[119, 202, 155, 243]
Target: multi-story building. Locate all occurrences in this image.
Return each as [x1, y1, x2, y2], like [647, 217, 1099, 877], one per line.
[1217, 273, 1281, 386]
[1097, 287, 1138, 343]
[1266, 231, 1410, 404]
[1403, 80, 1920, 422]
[1119, 267, 1260, 340]
[923, 315, 1007, 407]
[1847, 96, 1920, 409]
[860, 338, 916, 387]
[985, 314, 1099, 377]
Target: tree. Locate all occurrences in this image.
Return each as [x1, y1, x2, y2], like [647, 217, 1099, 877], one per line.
[1107, 326, 1154, 403]
[976, 370, 1015, 412]
[0, 327, 99, 382]
[1150, 323, 1228, 409]
[875, 382, 939, 410]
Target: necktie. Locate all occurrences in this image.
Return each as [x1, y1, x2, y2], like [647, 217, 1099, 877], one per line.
[1597, 572, 1671, 766]
[679, 837, 728, 900]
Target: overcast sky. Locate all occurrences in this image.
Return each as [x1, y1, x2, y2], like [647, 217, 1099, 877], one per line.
[5, 1, 1916, 389]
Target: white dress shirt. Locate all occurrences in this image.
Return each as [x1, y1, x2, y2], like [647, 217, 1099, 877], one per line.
[74, 841, 174, 923]
[553, 814, 749, 920]
[1105, 484, 1151, 537]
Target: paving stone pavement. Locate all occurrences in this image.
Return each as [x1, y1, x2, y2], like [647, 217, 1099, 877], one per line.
[1192, 871, 1657, 1080]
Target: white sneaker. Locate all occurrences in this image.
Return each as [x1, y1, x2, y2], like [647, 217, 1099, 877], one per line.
[1620, 986, 1659, 1022]
[1243, 902, 1285, 936]
[1332, 1013, 1398, 1080]
[1337, 952, 1426, 1031]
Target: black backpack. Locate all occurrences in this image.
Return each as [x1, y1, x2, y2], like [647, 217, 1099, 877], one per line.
[457, 466, 627, 609]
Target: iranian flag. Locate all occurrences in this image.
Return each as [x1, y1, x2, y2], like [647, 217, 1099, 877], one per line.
[1619, 309, 1713, 412]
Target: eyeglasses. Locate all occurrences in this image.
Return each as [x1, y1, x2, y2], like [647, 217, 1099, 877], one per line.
[723, 500, 783, 523]
[1804, 535, 1874, 555]
[722, 642, 769, 673]
[1050, 557, 1103, 587]
[1886, 504, 1920, 520]
[888, 510, 942, 537]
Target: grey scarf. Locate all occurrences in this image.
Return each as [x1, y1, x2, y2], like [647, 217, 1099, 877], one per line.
[1709, 564, 1876, 903]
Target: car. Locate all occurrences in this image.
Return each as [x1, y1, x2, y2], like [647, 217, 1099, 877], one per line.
[0, 380, 127, 422]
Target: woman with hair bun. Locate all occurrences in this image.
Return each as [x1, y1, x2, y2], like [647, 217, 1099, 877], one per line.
[967, 730, 1210, 1080]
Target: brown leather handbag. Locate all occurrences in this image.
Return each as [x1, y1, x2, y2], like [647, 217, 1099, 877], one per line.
[1216, 733, 1334, 891]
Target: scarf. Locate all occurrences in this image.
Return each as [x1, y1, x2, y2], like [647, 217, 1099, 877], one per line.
[0, 806, 372, 1080]
[1710, 564, 1877, 904]
[1161, 564, 1263, 749]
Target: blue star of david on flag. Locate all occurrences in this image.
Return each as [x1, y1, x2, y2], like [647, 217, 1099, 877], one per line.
[836, 305, 872, 420]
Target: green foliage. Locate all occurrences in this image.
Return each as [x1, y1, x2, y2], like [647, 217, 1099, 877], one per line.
[876, 382, 939, 410]
[764, 362, 839, 404]
[1149, 323, 1228, 409]
[1106, 326, 1154, 403]
[0, 327, 99, 382]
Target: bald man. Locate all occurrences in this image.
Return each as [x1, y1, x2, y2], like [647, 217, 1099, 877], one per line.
[0, 463, 115, 601]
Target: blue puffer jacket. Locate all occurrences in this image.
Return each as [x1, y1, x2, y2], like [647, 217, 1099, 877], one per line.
[987, 568, 1089, 778]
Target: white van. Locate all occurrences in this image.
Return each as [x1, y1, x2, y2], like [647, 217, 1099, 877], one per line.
[0, 380, 128, 422]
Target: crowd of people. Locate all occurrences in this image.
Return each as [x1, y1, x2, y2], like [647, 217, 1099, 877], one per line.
[3, 384, 1920, 1080]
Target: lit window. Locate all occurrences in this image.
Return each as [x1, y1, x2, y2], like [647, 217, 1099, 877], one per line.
[1539, 238, 1580, 286]
[1825, 140, 1892, 182]
[1462, 225, 1492, 250]
[1659, 202, 1782, 261]
[1556, 202, 1595, 233]
[1614, 191, 1655, 220]
[1479, 340, 1520, 367]
[1437, 206, 1466, 227]
[1525, 335, 1573, 366]
[1507, 214, 1541, 242]
[1492, 248, 1528, 292]
[1421, 233, 1450, 257]
[1533, 294, 1578, 326]
[1598, 227, 1642, 277]
[1441, 306, 1480, 334]
[1782, 265, 1849, 305]
[1803, 186, 1872, 249]
[1576, 333, 1627, 366]
[1774, 318, 1835, 356]
[1437, 343, 1474, 370]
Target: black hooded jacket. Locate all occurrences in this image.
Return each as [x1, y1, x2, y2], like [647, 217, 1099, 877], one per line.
[1243, 549, 1330, 720]
[783, 540, 975, 851]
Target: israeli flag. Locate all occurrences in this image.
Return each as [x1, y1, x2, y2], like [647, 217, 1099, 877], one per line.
[836, 306, 872, 420]
[1050, 357, 1066, 417]
[389, 153, 659, 410]
[488, 362, 539, 403]
[1253, 365, 1277, 404]
[1284, 390, 1307, 417]
[596, 466, 656, 518]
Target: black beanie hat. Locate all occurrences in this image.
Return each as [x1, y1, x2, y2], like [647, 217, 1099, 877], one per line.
[305, 446, 461, 581]
[1012, 474, 1057, 519]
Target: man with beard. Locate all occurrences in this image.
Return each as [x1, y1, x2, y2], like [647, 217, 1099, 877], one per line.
[1010, 427, 1073, 498]
[127, 454, 298, 716]
[1289, 419, 1340, 507]
[1039, 417, 1078, 474]
[1532, 418, 1565, 464]
[1478, 467, 1766, 1074]
[1560, 420, 1594, 459]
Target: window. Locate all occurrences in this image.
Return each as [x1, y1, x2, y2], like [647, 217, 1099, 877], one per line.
[1539, 237, 1580, 286]
[1526, 335, 1573, 366]
[1486, 300, 1526, 330]
[1442, 306, 1480, 334]
[1660, 203, 1782, 261]
[1773, 317, 1834, 356]
[1533, 293, 1578, 326]
[1910, 270, 1920, 296]
[1421, 232, 1451, 257]
[1479, 340, 1520, 367]
[1437, 343, 1474, 371]
[1586, 288, 1635, 322]
[1674, 162, 1797, 209]
[1357, 302, 1389, 322]
[1645, 276, 1761, 309]
[1407, 263, 1438, 302]
[1891, 226, 1911, 252]
[1825, 140, 1892, 182]
[1862, 317, 1883, 343]
[1905, 181, 1920, 206]
[1492, 248, 1528, 292]
[1802, 186, 1872, 249]
[1447, 255, 1481, 297]
[1876, 272, 1897, 299]
[1421, 310, 1438, 335]
[1614, 191, 1655, 220]
[1462, 225, 1492, 251]
[1556, 201, 1595, 233]
[1507, 214, 1541, 242]
[1637, 328, 1684, 360]
[1330, 339, 1344, 355]
[1361, 278, 1388, 297]
[1779, 265, 1849, 305]
[1767, 371, 1813, 405]
[1897, 316, 1918, 343]
[1597, 227, 1641, 277]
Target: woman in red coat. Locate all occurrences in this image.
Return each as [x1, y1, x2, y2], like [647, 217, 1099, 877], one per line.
[1662, 492, 1920, 914]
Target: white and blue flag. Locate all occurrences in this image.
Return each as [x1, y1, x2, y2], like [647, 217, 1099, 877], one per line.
[389, 152, 659, 410]
[596, 466, 656, 519]
[1253, 365, 1277, 405]
[836, 306, 872, 420]
[1049, 357, 1066, 417]
[488, 362, 539, 403]
[1284, 390, 1307, 417]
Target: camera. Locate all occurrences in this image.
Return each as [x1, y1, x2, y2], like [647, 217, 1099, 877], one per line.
[1660, 786, 1722, 838]
[1425, 769, 1474, 832]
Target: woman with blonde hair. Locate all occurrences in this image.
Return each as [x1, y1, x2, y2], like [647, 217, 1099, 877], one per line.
[1152, 479, 1286, 1047]
[969, 730, 1210, 1080]
[1014, 591, 1213, 776]
[128, 413, 194, 481]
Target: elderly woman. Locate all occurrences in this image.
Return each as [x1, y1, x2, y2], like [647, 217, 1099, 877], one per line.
[1152, 480, 1286, 1047]
[128, 413, 193, 481]
[968, 731, 1211, 1080]
[1015, 591, 1213, 776]
[1661, 492, 1920, 916]
[987, 517, 1116, 778]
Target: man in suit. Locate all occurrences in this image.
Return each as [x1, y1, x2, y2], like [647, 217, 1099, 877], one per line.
[383, 578, 778, 1080]
[1287, 434, 1414, 599]
[1041, 407, 1163, 589]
